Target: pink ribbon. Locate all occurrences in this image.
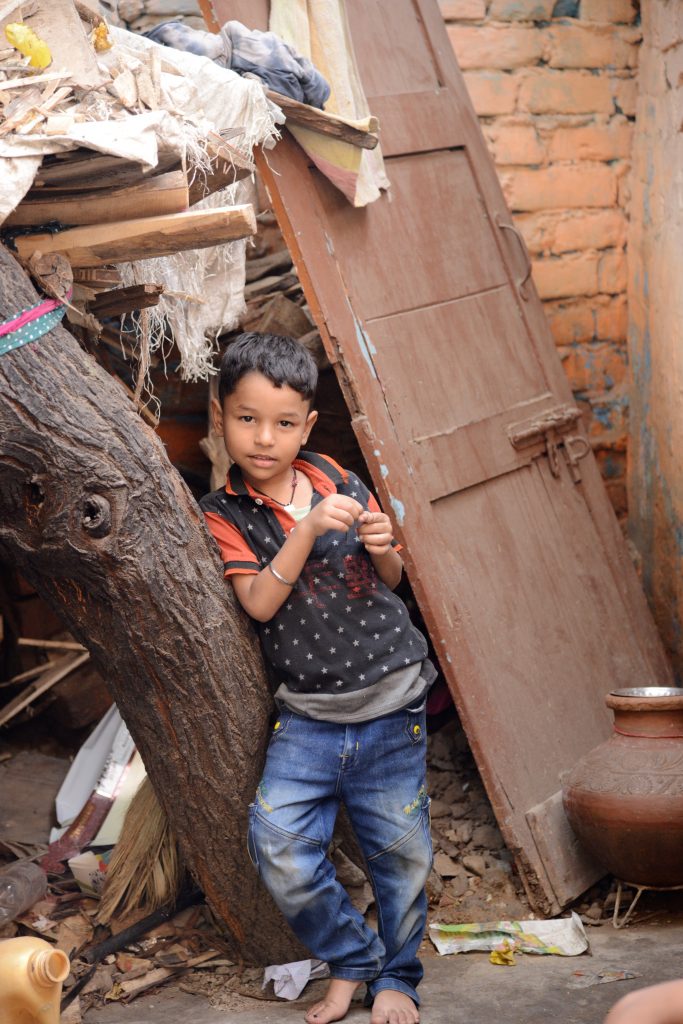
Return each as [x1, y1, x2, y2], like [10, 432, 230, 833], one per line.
[0, 290, 72, 338]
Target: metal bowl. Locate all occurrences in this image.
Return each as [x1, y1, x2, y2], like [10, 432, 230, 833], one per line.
[610, 687, 683, 698]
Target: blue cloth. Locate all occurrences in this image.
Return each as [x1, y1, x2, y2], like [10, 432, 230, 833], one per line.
[248, 703, 432, 1004]
[0, 301, 67, 357]
[145, 20, 330, 109]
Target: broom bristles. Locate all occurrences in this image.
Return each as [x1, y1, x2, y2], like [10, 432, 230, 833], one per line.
[97, 776, 184, 925]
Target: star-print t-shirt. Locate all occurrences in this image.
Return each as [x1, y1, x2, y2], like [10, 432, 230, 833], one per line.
[200, 452, 432, 710]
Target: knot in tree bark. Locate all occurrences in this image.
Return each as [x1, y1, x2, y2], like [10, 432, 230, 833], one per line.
[81, 493, 112, 538]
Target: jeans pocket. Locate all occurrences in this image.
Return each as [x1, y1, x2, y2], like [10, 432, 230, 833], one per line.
[404, 705, 426, 744]
[270, 707, 293, 740]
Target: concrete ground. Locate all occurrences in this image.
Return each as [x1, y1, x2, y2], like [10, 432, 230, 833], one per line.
[85, 905, 683, 1024]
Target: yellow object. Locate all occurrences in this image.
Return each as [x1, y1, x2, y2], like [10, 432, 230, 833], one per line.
[91, 22, 113, 52]
[0, 936, 70, 1024]
[489, 942, 516, 966]
[4, 23, 52, 69]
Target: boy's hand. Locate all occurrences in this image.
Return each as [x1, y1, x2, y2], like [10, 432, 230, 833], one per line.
[357, 510, 394, 556]
[302, 494, 363, 538]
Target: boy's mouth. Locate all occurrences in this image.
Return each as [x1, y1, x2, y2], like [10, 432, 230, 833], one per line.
[250, 455, 276, 465]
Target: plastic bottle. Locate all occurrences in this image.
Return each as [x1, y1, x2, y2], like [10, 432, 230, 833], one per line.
[0, 936, 70, 1024]
[0, 862, 48, 926]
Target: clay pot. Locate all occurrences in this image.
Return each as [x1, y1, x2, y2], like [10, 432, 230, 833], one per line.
[563, 688, 683, 887]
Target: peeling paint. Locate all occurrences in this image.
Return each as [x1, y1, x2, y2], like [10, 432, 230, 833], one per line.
[380, 464, 389, 479]
[390, 496, 406, 525]
[353, 318, 378, 379]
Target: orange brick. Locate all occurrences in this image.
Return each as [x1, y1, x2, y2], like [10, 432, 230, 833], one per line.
[488, 0, 555, 19]
[546, 25, 640, 69]
[439, 0, 486, 19]
[544, 299, 596, 345]
[483, 122, 545, 164]
[519, 69, 614, 114]
[596, 295, 628, 341]
[463, 71, 520, 115]
[559, 340, 627, 394]
[547, 117, 633, 161]
[598, 249, 627, 293]
[554, 209, 628, 252]
[518, 209, 627, 254]
[532, 253, 599, 299]
[612, 76, 637, 116]
[500, 163, 617, 211]
[447, 24, 544, 69]
[580, 0, 638, 23]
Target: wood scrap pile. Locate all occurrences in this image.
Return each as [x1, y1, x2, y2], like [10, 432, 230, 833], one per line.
[0, 0, 263, 417]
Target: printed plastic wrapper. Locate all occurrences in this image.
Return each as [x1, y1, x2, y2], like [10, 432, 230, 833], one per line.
[429, 911, 589, 957]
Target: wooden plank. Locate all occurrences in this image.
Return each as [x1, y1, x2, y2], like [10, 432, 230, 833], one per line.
[14, 204, 257, 267]
[27, 0, 107, 90]
[526, 791, 604, 907]
[6, 171, 189, 227]
[34, 153, 177, 192]
[0, 70, 72, 92]
[0, 650, 89, 726]
[88, 283, 163, 319]
[266, 89, 379, 150]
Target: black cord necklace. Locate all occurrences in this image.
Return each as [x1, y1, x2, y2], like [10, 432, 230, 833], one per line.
[253, 467, 298, 510]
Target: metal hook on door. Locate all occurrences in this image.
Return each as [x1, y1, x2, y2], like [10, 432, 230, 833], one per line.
[562, 434, 591, 483]
[495, 213, 532, 301]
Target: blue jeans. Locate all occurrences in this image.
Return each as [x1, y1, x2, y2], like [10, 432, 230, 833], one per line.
[247, 704, 432, 1005]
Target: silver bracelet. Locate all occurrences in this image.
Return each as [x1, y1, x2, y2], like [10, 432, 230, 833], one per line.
[268, 561, 297, 588]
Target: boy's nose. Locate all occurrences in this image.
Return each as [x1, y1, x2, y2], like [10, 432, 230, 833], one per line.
[255, 426, 275, 446]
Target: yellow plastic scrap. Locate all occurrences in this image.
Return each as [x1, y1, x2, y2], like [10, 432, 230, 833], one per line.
[91, 22, 113, 52]
[489, 942, 516, 966]
[4, 23, 51, 69]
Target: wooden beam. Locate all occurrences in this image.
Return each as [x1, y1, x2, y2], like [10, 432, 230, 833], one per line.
[6, 171, 189, 228]
[15, 205, 257, 267]
[265, 90, 379, 150]
[188, 140, 254, 206]
[0, 651, 89, 727]
[88, 283, 163, 319]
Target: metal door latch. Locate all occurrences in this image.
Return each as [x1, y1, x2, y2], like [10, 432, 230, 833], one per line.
[508, 405, 590, 482]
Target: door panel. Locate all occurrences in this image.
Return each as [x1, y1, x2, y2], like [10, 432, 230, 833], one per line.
[208, 0, 672, 912]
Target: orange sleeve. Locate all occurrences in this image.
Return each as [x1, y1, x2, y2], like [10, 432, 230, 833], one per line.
[203, 511, 260, 577]
[367, 493, 403, 553]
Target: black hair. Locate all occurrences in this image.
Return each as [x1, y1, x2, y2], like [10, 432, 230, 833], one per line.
[218, 332, 318, 406]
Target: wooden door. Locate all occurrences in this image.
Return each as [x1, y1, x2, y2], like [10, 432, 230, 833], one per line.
[207, 0, 671, 913]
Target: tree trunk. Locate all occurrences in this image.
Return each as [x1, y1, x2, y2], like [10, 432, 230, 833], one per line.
[0, 244, 304, 964]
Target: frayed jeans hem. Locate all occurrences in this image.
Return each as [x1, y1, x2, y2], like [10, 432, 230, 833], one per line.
[365, 977, 420, 1007]
[328, 966, 381, 982]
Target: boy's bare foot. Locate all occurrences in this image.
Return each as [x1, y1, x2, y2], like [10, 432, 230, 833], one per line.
[305, 978, 360, 1024]
[370, 990, 420, 1024]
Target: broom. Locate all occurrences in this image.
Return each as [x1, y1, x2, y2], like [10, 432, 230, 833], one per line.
[97, 776, 184, 925]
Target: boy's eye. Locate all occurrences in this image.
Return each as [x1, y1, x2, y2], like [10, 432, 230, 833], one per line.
[239, 415, 254, 423]
[279, 420, 294, 428]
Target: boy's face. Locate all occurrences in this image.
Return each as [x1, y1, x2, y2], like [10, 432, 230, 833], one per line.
[211, 371, 318, 489]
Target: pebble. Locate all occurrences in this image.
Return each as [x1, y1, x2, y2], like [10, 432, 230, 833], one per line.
[433, 852, 460, 878]
[472, 823, 504, 850]
[462, 854, 487, 877]
[429, 798, 451, 819]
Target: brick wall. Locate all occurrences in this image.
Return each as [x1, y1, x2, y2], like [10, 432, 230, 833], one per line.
[444, 0, 640, 516]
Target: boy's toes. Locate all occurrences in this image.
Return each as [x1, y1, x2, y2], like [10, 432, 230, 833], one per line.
[370, 990, 419, 1024]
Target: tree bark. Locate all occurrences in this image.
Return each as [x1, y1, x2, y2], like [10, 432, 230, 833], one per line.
[0, 244, 304, 964]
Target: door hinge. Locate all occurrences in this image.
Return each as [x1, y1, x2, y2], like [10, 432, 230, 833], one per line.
[508, 405, 591, 483]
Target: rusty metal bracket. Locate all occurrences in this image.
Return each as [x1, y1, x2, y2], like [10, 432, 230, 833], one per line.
[508, 405, 588, 482]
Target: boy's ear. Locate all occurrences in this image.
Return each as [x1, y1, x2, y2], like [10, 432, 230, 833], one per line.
[210, 397, 224, 435]
[302, 408, 318, 445]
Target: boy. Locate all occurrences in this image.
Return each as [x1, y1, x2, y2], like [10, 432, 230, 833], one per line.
[201, 333, 435, 1024]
